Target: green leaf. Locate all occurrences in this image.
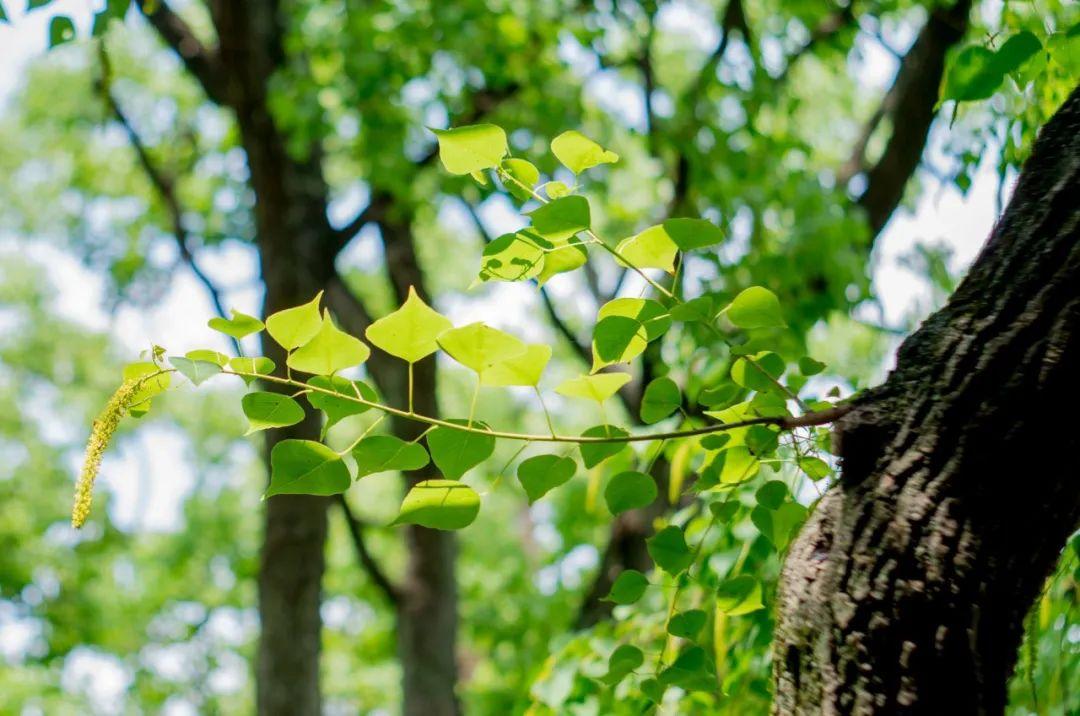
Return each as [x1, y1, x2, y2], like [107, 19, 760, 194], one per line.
[942, 45, 1001, 103]
[591, 298, 670, 371]
[715, 575, 765, 616]
[798, 356, 826, 376]
[544, 180, 571, 199]
[170, 356, 221, 386]
[481, 344, 552, 387]
[536, 236, 588, 286]
[479, 232, 546, 282]
[208, 310, 264, 339]
[640, 376, 681, 424]
[527, 195, 590, 241]
[992, 30, 1042, 75]
[287, 311, 370, 375]
[266, 440, 350, 497]
[658, 646, 715, 691]
[228, 356, 275, 385]
[365, 286, 453, 364]
[662, 218, 724, 251]
[517, 454, 576, 503]
[306, 376, 377, 432]
[604, 569, 648, 605]
[647, 525, 692, 575]
[352, 436, 430, 477]
[266, 292, 324, 350]
[437, 322, 526, 374]
[798, 455, 831, 481]
[731, 351, 786, 392]
[555, 372, 631, 403]
[615, 224, 678, 273]
[49, 15, 75, 47]
[242, 392, 305, 434]
[755, 480, 788, 510]
[426, 420, 496, 479]
[431, 124, 508, 175]
[392, 479, 481, 530]
[550, 130, 619, 174]
[500, 158, 540, 201]
[751, 503, 807, 551]
[604, 471, 657, 515]
[668, 609, 707, 639]
[599, 644, 643, 686]
[579, 425, 629, 468]
[702, 447, 760, 487]
[724, 286, 785, 329]
[709, 500, 740, 522]
[699, 382, 740, 408]
[184, 349, 228, 367]
[669, 295, 715, 323]
[123, 361, 170, 418]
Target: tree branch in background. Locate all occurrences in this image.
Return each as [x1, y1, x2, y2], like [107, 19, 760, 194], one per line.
[854, 0, 973, 238]
[774, 0, 856, 85]
[336, 495, 401, 605]
[133, 0, 229, 106]
[98, 48, 241, 355]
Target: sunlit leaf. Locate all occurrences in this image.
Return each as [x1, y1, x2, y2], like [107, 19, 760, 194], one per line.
[437, 322, 526, 374]
[555, 372, 631, 403]
[527, 195, 590, 241]
[536, 236, 589, 286]
[266, 292, 323, 350]
[500, 158, 540, 201]
[479, 232, 546, 282]
[724, 286, 785, 329]
[266, 439, 350, 497]
[550, 130, 619, 174]
[366, 286, 453, 364]
[615, 224, 678, 273]
[432, 124, 508, 175]
[392, 479, 481, 530]
[208, 310, 264, 339]
[481, 344, 552, 387]
[730, 351, 785, 392]
[751, 502, 807, 551]
[123, 361, 170, 418]
[185, 349, 228, 367]
[591, 297, 670, 371]
[287, 311, 370, 375]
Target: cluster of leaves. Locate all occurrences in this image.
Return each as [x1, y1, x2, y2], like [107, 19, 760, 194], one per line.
[88, 125, 844, 707]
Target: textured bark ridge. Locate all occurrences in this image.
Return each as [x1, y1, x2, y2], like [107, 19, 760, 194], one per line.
[774, 85, 1080, 714]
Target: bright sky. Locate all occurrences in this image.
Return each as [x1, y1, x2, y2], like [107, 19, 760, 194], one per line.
[0, 3, 1012, 711]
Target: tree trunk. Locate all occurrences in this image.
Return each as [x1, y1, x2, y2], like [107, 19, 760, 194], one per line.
[208, 2, 341, 712]
[380, 217, 462, 716]
[773, 85, 1080, 714]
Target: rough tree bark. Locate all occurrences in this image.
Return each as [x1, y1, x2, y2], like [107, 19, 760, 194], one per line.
[774, 85, 1080, 714]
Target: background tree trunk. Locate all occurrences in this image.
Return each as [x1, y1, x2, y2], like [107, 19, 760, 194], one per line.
[773, 84, 1080, 714]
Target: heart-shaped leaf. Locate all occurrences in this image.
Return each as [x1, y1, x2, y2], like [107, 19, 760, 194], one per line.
[366, 286, 453, 363]
[427, 419, 496, 479]
[517, 454, 576, 503]
[242, 391, 305, 434]
[432, 124, 507, 175]
[266, 439, 350, 497]
[392, 479, 481, 530]
[604, 471, 657, 514]
[208, 310, 264, 339]
[352, 435, 430, 477]
[266, 292, 323, 350]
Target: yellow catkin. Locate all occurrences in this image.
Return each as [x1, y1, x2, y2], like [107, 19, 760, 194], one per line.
[71, 379, 140, 528]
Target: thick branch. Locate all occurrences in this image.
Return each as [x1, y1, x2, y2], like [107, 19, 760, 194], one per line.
[100, 62, 240, 355]
[855, 0, 973, 238]
[134, 0, 228, 105]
